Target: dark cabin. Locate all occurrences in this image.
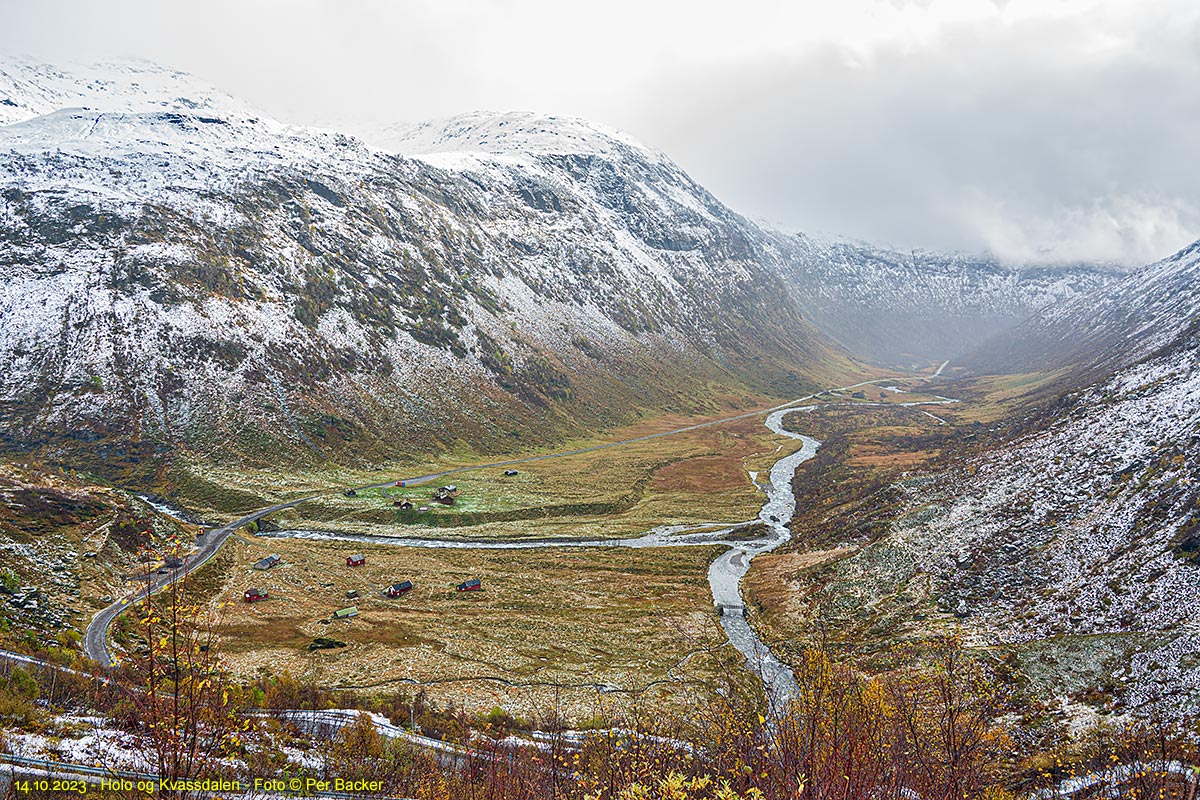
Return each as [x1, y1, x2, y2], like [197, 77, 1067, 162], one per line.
[394, 500, 414, 510]
[851, 390, 867, 399]
[254, 554, 281, 571]
[346, 554, 366, 567]
[431, 487, 456, 506]
[244, 588, 268, 603]
[456, 578, 482, 592]
[386, 580, 414, 598]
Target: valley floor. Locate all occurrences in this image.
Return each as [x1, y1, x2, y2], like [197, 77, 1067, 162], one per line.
[102, 371, 969, 717]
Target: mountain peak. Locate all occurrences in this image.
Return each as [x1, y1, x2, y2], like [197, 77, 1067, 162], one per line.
[361, 111, 664, 162]
[0, 55, 258, 126]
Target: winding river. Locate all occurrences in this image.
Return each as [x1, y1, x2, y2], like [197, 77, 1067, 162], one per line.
[257, 402, 869, 710]
[96, 377, 955, 702]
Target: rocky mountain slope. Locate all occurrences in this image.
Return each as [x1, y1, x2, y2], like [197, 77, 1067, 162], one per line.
[0, 459, 195, 639]
[774, 234, 1121, 367]
[0, 58, 843, 479]
[792, 240, 1200, 717]
[966, 239, 1200, 380]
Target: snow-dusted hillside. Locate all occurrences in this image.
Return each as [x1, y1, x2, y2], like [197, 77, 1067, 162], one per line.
[0, 58, 837, 473]
[795, 239, 1200, 716]
[0, 56, 255, 125]
[967, 240, 1200, 378]
[832, 342, 1198, 713]
[776, 234, 1120, 366]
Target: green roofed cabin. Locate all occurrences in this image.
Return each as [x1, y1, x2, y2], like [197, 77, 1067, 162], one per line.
[333, 606, 359, 619]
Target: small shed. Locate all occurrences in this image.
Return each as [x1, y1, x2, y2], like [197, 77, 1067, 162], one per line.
[456, 578, 483, 592]
[346, 554, 366, 567]
[386, 580, 414, 598]
[394, 500, 413, 510]
[333, 606, 359, 619]
[346, 589, 359, 599]
[254, 554, 282, 571]
[244, 588, 268, 603]
[851, 390, 867, 399]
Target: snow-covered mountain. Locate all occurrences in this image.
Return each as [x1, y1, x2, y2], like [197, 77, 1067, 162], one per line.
[775, 234, 1121, 366]
[966, 239, 1200, 380]
[800, 239, 1200, 716]
[0, 57, 257, 126]
[0, 57, 841, 476]
[363, 111, 662, 161]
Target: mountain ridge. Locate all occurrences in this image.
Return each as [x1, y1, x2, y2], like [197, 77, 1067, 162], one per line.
[0, 56, 845, 480]
[793, 236, 1200, 717]
[774, 232, 1124, 366]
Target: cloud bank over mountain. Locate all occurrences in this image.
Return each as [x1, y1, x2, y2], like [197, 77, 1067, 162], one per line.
[3, 0, 1198, 265]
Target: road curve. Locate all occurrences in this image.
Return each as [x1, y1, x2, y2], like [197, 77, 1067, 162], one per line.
[83, 369, 951, 667]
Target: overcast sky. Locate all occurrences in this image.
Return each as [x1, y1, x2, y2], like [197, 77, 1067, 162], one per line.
[3, 0, 1198, 265]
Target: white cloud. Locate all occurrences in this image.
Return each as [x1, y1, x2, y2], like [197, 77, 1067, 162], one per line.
[955, 192, 1200, 265]
[2, 0, 1197, 265]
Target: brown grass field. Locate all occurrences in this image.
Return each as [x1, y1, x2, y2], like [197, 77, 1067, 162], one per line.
[155, 407, 833, 718]
[129, 363, 1003, 718]
[183, 533, 730, 718]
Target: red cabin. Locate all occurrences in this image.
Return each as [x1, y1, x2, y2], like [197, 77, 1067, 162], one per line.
[386, 580, 414, 597]
[244, 588, 268, 603]
[456, 578, 482, 592]
[346, 554, 366, 567]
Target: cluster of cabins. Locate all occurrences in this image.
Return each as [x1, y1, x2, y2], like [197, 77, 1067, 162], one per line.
[239, 476, 518, 617]
[391, 484, 459, 512]
[242, 551, 483, 612]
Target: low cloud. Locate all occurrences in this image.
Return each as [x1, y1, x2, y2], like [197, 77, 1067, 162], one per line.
[629, 3, 1200, 265]
[3, 0, 1198, 266]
